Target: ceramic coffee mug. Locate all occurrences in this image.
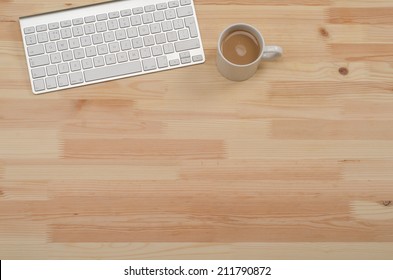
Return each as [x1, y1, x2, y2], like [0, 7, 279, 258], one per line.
[217, 23, 283, 81]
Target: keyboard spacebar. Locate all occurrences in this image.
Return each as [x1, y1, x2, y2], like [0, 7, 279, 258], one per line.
[84, 61, 142, 82]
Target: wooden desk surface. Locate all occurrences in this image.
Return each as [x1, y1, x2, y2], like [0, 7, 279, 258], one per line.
[1, 0, 393, 259]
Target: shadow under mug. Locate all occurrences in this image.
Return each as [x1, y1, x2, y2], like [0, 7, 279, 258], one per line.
[217, 23, 283, 81]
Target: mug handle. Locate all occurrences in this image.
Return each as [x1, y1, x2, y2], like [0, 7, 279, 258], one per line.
[262, 45, 283, 60]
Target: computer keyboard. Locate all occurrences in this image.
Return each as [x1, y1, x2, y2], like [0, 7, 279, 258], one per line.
[19, 0, 205, 94]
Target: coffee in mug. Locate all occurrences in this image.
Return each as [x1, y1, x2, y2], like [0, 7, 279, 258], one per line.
[221, 30, 261, 65]
[217, 23, 283, 81]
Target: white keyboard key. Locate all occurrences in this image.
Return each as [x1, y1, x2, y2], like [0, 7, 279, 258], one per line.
[84, 16, 96, 23]
[109, 11, 120, 19]
[120, 40, 132, 51]
[49, 30, 60, 41]
[82, 58, 93, 69]
[180, 51, 190, 59]
[104, 31, 115, 42]
[72, 26, 84, 37]
[132, 7, 144, 14]
[84, 24, 95, 35]
[181, 57, 191, 64]
[142, 13, 154, 24]
[69, 72, 84, 84]
[178, 29, 189, 40]
[96, 13, 108, 21]
[97, 44, 108, 55]
[109, 42, 121, 53]
[93, 56, 105, 67]
[24, 27, 35, 34]
[68, 38, 80, 49]
[84, 61, 142, 82]
[96, 22, 107, 32]
[57, 74, 69, 87]
[57, 40, 68, 51]
[46, 65, 58, 76]
[45, 42, 56, 53]
[73, 48, 85, 59]
[166, 31, 178, 42]
[36, 24, 47, 32]
[45, 76, 57, 89]
[162, 21, 173, 32]
[70, 60, 81, 71]
[140, 47, 151, 58]
[131, 15, 142, 26]
[169, 58, 180, 66]
[58, 63, 70, 73]
[27, 44, 44, 56]
[92, 34, 104, 44]
[138, 25, 150, 36]
[25, 34, 37, 45]
[169, 1, 179, 8]
[155, 33, 166, 44]
[142, 58, 157, 71]
[107, 19, 119, 30]
[116, 52, 128, 63]
[163, 43, 174, 54]
[192, 54, 203, 62]
[184, 17, 198, 38]
[143, 35, 155, 46]
[121, 9, 132, 17]
[157, 56, 168, 68]
[175, 38, 200, 52]
[132, 37, 143, 48]
[86, 46, 97, 57]
[81, 36, 92, 47]
[105, 54, 116, 65]
[72, 18, 83, 25]
[33, 79, 45, 91]
[173, 19, 184, 29]
[119, 18, 130, 28]
[50, 53, 62, 64]
[127, 27, 138, 38]
[177, 6, 193, 18]
[150, 23, 161, 34]
[31, 67, 46, 78]
[180, 0, 191, 5]
[156, 3, 168, 10]
[61, 20, 72, 28]
[152, 45, 163, 56]
[62, 50, 73, 61]
[128, 50, 140, 61]
[30, 55, 50, 68]
[61, 28, 72, 39]
[49, 22, 60, 29]
[154, 11, 165, 22]
[145, 5, 156, 12]
[165, 9, 176, 20]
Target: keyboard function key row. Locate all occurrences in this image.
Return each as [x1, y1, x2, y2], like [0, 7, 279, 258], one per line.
[27, 14, 195, 45]
[24, 1, 193, 32]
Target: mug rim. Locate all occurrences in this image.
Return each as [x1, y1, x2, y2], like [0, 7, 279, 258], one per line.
[217, 23, 265, 68]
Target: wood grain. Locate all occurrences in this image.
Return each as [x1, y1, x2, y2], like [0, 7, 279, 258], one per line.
[1, 0, 393, 259]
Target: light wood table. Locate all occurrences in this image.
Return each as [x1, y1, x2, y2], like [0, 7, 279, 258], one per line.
[1, 0, 393, 259]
